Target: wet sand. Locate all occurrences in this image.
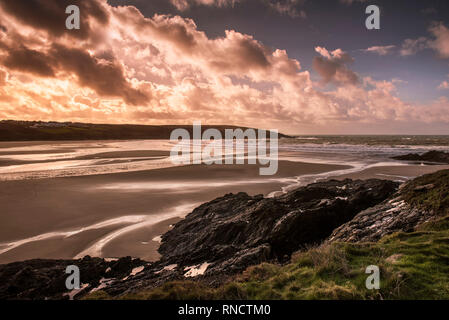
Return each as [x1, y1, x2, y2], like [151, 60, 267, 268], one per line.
[0, 140, 119, 149]
[0, 150, 171, 166]
[333, 164, 449, 182]
[0, 160, 349, 264]
[2, 149, 448, 265]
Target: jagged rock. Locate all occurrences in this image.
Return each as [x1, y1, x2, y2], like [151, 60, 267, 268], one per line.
[328, 170, 449, 243]
[158, 179, 399, 274]
[0, 256, 145, 300]
[327, 198, 434, 243]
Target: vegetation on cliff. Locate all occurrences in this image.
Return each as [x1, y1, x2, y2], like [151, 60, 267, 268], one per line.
[86, 213, 449, 300]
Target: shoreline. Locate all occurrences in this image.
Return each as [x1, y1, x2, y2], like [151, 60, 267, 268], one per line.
[0, 160, 349, 264]
[1, 150, 448, 264]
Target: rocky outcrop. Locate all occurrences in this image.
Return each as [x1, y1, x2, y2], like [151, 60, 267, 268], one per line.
[392, 150, 449, 164]
[158, 179, 399, 273]
[0, 256, 145, 300]
[328, 170, 449, 243]
[327, 198, 433, 243]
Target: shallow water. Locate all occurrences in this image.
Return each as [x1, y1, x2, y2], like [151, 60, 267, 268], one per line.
[0, 137, 447, 180]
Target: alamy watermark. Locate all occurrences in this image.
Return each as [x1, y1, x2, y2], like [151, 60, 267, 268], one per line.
[169, 122, 279, 176]
[366, 5, 381, 30]
[365, 265, 380, 290]
[66, 4, 380, 31]
[65, 5, 80, 30]
[65, 265, 80, 290]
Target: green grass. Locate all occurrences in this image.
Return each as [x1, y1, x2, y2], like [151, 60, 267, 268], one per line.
[86, 214, 449, 300]
[401, 170, 449, 215]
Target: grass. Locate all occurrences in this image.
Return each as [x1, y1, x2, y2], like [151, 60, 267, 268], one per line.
[400, 170, 449, 215]
[85, 214, 449, 300]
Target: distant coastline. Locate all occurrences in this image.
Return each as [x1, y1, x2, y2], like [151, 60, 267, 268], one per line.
[0, 120, 291, 141]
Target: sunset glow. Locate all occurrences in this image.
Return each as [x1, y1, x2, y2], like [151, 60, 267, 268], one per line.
[0, 0, 448, 134]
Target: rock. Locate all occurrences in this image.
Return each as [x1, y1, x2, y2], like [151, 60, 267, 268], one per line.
[327, 200, 429, 243]
[158, 179, 399, 273]
[0, 257, 146, 300]
[392, 150, 449, 164]
[328, 170, 449, 243]
[414, 184, 435, 192]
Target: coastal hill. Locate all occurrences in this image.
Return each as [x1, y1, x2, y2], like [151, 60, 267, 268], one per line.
[1, 170, 448, 299]
[0, 120, 289, 141]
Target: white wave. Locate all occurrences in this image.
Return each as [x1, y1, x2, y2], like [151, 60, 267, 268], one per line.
[73, 202, 199, 259]
[0, 215, 149, 256]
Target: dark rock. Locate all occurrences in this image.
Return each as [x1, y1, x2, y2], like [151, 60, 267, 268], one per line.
[327, 198, 430, 243]
[392, 150, 449, 164]
[158, 179, 399, 274]
[328, 170, 449, 243]
[0, 257, 146, 300]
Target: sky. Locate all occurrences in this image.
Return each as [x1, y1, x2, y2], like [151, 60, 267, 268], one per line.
[0, 0, 449, 134]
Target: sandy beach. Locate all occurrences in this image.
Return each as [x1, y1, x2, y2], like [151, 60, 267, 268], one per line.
[0, 138, 448, 265]
[0, 159, 349, 264]
[333, 164, 449, 182]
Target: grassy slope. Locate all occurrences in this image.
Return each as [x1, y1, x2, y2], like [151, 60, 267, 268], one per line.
[87, 171, 449, 300]
[400, 170, 449, 216]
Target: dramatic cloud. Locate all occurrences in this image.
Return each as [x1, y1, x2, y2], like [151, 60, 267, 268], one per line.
[0, 0, 448, 134]
[313, 47, 359, 86]
[3, 45, 56, 77]
[362, 45, 395, 56]
[0, 0, 109, 40]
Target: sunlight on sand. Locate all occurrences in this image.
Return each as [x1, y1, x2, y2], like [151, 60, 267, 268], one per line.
[73, 203, 199, 259]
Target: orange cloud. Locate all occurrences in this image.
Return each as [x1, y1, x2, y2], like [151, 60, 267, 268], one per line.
[0, 0, 448, 134]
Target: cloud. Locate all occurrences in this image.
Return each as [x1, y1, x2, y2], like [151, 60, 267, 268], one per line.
[438, 81, 449, 90]
[0, 0, 109, 40]
[398, 23, 449, 59]
[400, 37, 428, 56]
[0, 68, 6, 85]
[313, 47, 359, 86]
[339, 0, 367, 5]
[0, 0, 448, 134]
[170, 0, 239, 11]
[267, 0, 307, 18]
[170, 0, 307, 18]
[2, 45, 56, 77]
[428, 22, 449, 59]
[0, 4, 148, 105]
[362, 45, 396, 56]
[50, 44, 149, 105]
